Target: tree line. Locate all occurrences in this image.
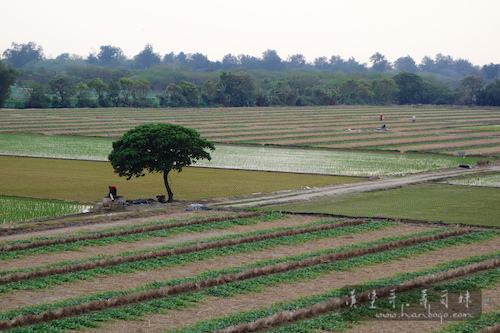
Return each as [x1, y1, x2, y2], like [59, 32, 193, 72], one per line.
[1, 41, 500, 108]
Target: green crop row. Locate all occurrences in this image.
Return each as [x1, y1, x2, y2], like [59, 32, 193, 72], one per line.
[0, 196, 91, 224]
[0, 220, 396, 292]
[0, 212, 285, 259]
[0, 228, 497, 331]
[167, 250, 500, 333]
[433, 311, 500, 332]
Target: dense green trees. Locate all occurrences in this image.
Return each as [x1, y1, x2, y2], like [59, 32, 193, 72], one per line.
[2, 41, 500, 108]
[49, 75, 75, 107]
[133, 44, 161, 70]
[0, 61, 18, 107]
[217, 71, 256, 107]
[393, 72, 424, 104]
[477, 80, 500, 106]
[2, 42, 44, 68]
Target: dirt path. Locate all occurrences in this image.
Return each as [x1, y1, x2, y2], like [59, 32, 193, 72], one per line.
[223, 162, 500, 208]
[89, 235, 500, 333]
[0, 223, 423, 312]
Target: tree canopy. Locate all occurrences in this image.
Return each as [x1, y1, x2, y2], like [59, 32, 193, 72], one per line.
[0, 61, 18, 107]
[108, 123, 215, 202]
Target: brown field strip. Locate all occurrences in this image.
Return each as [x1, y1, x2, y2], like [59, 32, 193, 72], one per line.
[316, 135, 500, 150]
[382, 137, 500, 153]
[261, 131, 496, 146]
[0, 220, 412, 312]
[0, 214, 322, 272]
[0, 225, 484, 329]
[86, 231, 500, 333]
[3, 106, 500, 156]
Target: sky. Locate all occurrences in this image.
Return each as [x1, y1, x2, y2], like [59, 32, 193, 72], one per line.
[1, 0, 499, 66]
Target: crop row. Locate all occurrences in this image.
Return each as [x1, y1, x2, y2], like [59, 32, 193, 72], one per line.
[216, 258, 500, 333]
[0, 211, 262, 252]
[1, 229, 499, 332]
[170, 249, 500, 333]
[0, 212, 286, 260]
[0, 218, 366, 284]
[0, 222, 448, 293]
[0, 196, 91, 224]
[0, 228, 482, 329]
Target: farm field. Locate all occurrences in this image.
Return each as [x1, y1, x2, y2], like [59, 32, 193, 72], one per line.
[1, 105, 500, 157]
[1, 105, 500, 332]
[0, 134, 480, 176]
[439, 172, 500, 187]
[0, 155, 355, 204]
[0, 196, 91, 223]
[264, 183, 500, 226]
[1, 209, 500, 332]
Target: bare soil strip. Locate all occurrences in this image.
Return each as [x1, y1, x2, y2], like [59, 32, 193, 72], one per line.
[0, 223, 420, 312]
[1, 214, 323, 272]
[0, 219, 367, 285]
[0, 212, 263, 252]
[0, 206, 220, 240]
[88, 235, 500, 333]
[0, 229, 477, 329]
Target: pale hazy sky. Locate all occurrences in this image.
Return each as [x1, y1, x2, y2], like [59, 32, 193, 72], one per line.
[1, 0, 499, 66]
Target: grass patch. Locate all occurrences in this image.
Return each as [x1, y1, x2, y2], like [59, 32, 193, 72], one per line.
[0, 196, 91, 223]
[439, 172, 500, 187]
[0, 155, 359, 203]
[266, 183, 500, 227]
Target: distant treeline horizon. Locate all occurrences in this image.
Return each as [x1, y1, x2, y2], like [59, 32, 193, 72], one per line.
[2, 42, 500, 80]
[1, 41, 500, 109]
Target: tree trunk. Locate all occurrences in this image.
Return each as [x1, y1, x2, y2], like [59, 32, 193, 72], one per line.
[163, 170, 174, 202]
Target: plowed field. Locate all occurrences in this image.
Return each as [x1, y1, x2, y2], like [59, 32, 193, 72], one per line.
[1, 207, 499, 333]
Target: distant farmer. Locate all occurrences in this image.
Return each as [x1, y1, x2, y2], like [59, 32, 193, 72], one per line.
[108, 185, 117, 201]
[380, 114, 383, 121]
[412, 115, 416, 123]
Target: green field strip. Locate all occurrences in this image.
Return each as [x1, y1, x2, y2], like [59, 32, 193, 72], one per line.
[393, 139, 500, 153]
[0, 196, 92, 224]
[268, 183, 500, 227]
[1, 229, 495, 332]
[0, 155, 361, 202]
[356, 136, 500, 150]
[428, 142, 500, 153]
[0, 220, 398, 293]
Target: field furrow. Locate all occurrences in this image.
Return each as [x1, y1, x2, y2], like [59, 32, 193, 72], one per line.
[86, 233, 500, 333]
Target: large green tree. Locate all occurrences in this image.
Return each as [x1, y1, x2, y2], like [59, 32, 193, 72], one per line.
[108, 123, 215, 202]
[216, 71, 256, 107]
[0, 61, 18, 107]
[393, 71, 424, 104]
[2, 42, 44, 68]
[49, 74, 76, 107]
[459, 75, 485, 105]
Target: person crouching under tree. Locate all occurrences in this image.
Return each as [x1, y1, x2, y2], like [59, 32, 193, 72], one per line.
[109, 185, 117, 201]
